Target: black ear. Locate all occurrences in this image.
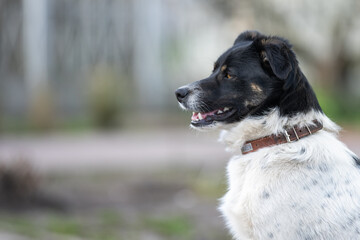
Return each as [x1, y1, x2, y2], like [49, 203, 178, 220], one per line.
[234, 31, 265, 45]
[258, 37, 294, 81]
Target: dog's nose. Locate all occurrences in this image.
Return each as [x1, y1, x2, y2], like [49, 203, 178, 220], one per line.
[175, 87, 190, 102]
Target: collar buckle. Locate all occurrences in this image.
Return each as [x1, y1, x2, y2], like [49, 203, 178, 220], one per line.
[284, 127, 299, 143]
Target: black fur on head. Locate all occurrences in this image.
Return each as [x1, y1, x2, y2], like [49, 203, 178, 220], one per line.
[175, 30, 322, 129]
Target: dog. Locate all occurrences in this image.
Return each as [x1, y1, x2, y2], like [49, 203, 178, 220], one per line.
[175, 31, 360, 240]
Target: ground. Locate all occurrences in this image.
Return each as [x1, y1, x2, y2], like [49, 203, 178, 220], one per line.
[0, 128, 359, 239]
[0, 168, 229, 240]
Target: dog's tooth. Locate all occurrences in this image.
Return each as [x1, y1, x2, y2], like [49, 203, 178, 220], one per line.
[199, 114, 203, 120]
[224, 107, 229, 112]
[217, 110, 223, 114]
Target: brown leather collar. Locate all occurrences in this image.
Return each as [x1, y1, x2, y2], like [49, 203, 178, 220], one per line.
[241, 120, 323, 154]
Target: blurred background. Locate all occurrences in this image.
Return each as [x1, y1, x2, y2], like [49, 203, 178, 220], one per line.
[0, 0, 360, 239]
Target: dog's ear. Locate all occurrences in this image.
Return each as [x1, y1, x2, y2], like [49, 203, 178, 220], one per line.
[257, 37, 294, 83]
[234, 31, 264, 45]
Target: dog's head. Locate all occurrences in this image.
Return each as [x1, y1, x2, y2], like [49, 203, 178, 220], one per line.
[175, 31, 319, 130]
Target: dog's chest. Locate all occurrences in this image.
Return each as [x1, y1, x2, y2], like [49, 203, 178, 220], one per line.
[220, 154, 284, 238]
[220, 150, 360, 240]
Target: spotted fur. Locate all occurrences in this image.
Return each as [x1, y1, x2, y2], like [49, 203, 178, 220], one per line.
[219, 108, 360, 240]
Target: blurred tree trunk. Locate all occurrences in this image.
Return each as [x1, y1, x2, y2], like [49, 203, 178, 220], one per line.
[132, 0, 164, 109]
[23, 0, 48, 98]
[23, 0, 53, 128]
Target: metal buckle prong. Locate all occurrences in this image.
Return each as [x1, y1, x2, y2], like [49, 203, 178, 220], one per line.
[306, 126, 312, 135]
[293, 127, 299, 140]
[284, 130, 292, 143]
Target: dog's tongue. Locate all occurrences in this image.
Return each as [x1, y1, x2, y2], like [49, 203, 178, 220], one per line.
[191, 110, 218, 121]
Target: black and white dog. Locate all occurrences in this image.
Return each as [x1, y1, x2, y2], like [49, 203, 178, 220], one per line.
[175, 31, 360, 240]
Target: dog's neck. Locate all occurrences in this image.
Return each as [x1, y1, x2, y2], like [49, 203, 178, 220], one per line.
[218, 108, 340, 153]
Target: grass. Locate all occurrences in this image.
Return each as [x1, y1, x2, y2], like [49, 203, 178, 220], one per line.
[143, 215, 194, 239]
[0, 211, 123, 239]
[0, 168, 229, 240]
[100, 210, 123, 227]
[46, 214, 83, 236]
[0, 212, 196, 240]
[0, 215, 39, 238]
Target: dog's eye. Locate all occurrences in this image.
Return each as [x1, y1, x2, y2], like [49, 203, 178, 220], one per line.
[227, 74, 232, 79]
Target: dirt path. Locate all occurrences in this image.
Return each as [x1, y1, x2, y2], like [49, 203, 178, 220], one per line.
[0, 127, 359, 173]
[0, 128, 229, 173]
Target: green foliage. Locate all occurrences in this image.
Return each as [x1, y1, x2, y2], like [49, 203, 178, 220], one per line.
[315, 87, 360, 125]
[143, 215, 193, 238]
[46, 214, 83, 236]
[315, 87, 342, 120]
[0, 216, 39, 238]
[89, 67, 120, 128]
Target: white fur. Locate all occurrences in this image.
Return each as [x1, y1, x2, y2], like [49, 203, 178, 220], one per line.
[218, 108, 360, 240]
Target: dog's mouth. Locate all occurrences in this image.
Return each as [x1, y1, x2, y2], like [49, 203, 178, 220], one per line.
[190, 107, 236, 127]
